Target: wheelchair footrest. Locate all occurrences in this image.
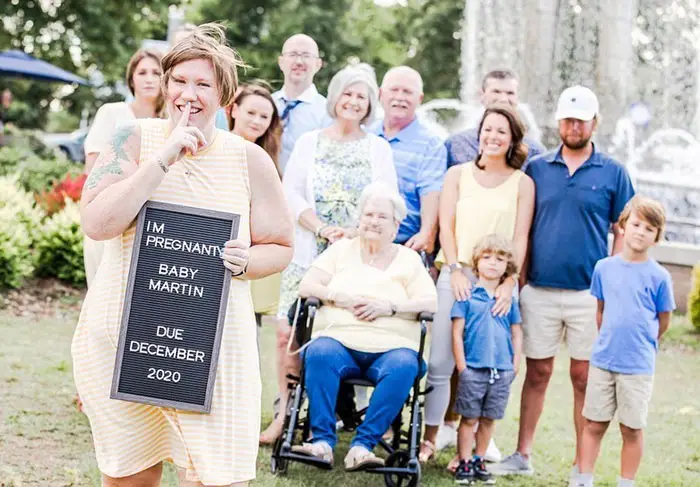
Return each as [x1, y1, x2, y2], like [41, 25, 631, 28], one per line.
[278, 450, 334, 471]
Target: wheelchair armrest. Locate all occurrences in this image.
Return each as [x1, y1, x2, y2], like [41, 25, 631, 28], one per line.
[418, 311, 434, 323]
[304, 296, 322, 310]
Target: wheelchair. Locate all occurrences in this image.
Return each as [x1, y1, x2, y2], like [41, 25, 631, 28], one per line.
[271, 296, 434, 487]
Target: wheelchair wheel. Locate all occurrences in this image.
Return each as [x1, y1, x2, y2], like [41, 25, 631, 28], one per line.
[383, 450, 420, 487]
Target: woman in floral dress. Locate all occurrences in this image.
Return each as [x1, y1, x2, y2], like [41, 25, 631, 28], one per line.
[260, 64, 398, 443]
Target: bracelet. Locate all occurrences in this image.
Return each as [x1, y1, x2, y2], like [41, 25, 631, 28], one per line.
[232, 260, 249, 277]
[155, 155, 169, 174]
[315, 224, 327, 237]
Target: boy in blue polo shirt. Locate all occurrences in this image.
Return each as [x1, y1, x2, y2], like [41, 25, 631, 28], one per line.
[576, 196, 675, 487]
[451, 234, 522, 484]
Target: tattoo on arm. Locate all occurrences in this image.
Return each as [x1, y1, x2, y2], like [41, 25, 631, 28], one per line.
[85, 125, 134, 190]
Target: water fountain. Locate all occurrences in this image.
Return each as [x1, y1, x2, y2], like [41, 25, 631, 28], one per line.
[418, 0, 700, 246]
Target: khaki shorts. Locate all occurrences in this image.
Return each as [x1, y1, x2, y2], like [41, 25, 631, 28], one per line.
[583, 365, 654, 429]
[520, 284, 597, 360]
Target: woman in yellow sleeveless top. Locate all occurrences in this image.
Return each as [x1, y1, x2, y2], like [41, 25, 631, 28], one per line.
[72, 25, 293, 486]
[419, 104, 535, 468]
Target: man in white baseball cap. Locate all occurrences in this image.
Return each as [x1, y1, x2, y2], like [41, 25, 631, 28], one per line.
[555, 85, 600, 122]
[493, 85, 635, 486]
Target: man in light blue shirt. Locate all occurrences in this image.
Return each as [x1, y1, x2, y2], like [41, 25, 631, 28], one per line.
[371, 66, 446, 252]
[272, 34, 331, 173]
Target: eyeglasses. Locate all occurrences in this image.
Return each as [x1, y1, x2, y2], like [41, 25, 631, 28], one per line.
[282, 52, 318, 61]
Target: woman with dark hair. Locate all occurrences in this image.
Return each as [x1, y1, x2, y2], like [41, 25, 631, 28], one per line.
[83, 48, 164, 287]
[228, 82, 284, 321]
[228, 82, 283, 175]
[419, 103, 536, 470]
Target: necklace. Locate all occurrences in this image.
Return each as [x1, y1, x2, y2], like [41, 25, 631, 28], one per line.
[363, 244, 395, 267]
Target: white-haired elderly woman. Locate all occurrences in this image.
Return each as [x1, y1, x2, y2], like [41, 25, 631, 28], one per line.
[289, 182, 437, 469]
[261, 64, 399, 444]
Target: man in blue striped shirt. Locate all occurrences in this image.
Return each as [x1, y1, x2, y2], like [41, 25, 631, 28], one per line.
[370, 66, 447, 252]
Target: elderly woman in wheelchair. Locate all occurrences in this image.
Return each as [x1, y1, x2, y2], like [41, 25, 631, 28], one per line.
[287, 182, 437, 471]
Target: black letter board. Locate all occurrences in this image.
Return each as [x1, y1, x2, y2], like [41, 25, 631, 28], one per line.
[111, 201, 240, 413]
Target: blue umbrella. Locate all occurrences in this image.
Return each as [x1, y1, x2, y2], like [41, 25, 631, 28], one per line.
[0, 50, 88, 85]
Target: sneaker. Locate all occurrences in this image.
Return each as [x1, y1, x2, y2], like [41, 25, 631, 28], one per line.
[490, 452, 534, 476]
[454, 459, 474, 484]
[483, 438, 502, 463]
[573, 472, 594, 487]
[436, 422, 458, 450]
[471, 457, 496, 484]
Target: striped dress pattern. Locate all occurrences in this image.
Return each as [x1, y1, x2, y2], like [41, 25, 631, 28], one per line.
[72, 119, 260, 484]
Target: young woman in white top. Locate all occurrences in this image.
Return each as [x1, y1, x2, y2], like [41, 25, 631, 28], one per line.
[82, 49, 164, 287]
[260, 64, 398, 444]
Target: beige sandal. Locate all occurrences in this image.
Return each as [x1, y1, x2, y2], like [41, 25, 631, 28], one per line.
[344, 446, 385, 471]
[291, 441, 334, 465]
[418, 440, 436, 463]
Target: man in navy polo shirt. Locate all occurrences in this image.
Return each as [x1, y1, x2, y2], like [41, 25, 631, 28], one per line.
[494, 86, 635, 483]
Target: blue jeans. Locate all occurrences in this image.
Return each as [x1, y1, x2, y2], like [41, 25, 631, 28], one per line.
[303, 336, 425, 451]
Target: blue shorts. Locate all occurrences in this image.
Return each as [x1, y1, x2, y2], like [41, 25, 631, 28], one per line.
[454, 367, 515, 420]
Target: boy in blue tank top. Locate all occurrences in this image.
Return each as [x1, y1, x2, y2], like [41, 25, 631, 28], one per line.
[451, 234, 523, 484]
[576, 196, 675, 487]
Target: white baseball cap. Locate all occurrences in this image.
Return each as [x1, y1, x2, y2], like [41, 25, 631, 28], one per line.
[555, 85, 599, 121]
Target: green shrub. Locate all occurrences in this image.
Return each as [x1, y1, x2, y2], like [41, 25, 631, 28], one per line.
[17, 154, 80, 194]
[0, 127, 79, 193]
[34, 199, 85, 287]
[0, 178, 42, 290]
[689, 263, 700, 332]
[0, 176, 44, 245]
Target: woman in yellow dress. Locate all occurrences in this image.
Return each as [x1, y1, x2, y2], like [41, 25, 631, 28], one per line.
[72, 24, 293, 486]
[226, 82, 283, 325]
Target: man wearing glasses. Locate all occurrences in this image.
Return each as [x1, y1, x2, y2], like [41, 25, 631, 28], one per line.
[273, 34, 332, 173]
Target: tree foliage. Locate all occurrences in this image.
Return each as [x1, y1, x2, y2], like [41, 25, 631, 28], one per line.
[1, 0, 466, 129]
[1, 0, 171, 128]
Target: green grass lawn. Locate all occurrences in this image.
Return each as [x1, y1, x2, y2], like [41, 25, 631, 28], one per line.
[1, 304, 699, 486]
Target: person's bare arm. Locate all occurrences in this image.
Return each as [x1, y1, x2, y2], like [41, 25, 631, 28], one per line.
[611, 223, 624, 255]
[299, 266, 357, 310]
[405, 191, 440, 253]
[80, 123, 161, 240]
[596, 299, 604, 330]
[298, 209, 348, 243]
[493, 174, 535, 314]
[81, 103, 205, 241]
[84, 152, 100, 175]
[513, 175, 535, 274]
[244, 142, 294, 280]
[452, 318, 467, 373]
[512, 324, 523, 375]
[438, 166, 461, 266]
[298, 266, 333, 300]
[657, 311, 672, 340]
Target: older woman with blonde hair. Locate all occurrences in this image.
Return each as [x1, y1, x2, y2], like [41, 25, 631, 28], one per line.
[260, 63, 399, 444]
[73, 24, 293, 486]
[290, 181, 437, 469]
